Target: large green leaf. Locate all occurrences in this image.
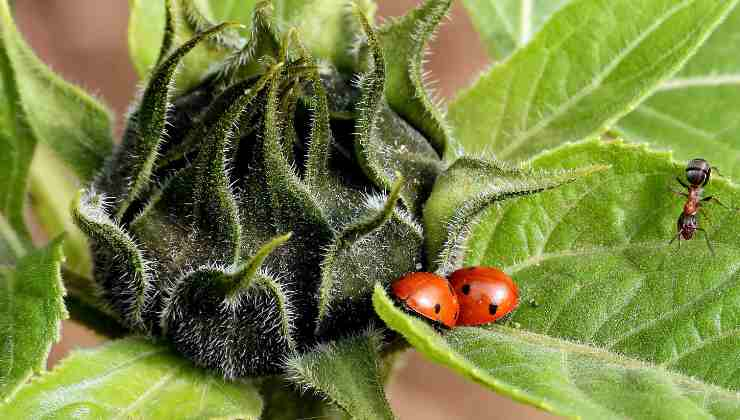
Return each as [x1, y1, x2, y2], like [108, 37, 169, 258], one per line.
[462, 0, 569, 60]
[616, 6, 740, 179]
[0, 338, 263, 419]
[286, 331, 394, 420]
[377, 140, 740, 418]
[449, 0, 739, 159]
[375, 285, 740, 419]
[0, 0, 113, 182]
[0, 238, 66, 401]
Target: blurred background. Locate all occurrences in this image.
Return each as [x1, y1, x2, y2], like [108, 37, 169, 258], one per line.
[14, 1, 553, 418]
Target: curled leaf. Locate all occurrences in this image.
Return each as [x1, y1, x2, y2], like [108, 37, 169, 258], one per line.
[424, 156, 606, 273]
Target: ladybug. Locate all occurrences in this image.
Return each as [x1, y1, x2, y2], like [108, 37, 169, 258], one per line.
[449, 266, 519, 326]
[391, 272, 459, 328]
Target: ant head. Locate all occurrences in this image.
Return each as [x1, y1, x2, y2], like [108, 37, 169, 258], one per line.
[686, 158, 711, 187]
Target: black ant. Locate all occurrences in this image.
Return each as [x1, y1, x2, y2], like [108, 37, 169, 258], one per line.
[669, 158, 733, 254]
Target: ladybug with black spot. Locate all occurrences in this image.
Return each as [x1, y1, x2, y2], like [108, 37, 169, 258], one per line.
[391, 272, 459, 328]
[449, 266, 519, 326]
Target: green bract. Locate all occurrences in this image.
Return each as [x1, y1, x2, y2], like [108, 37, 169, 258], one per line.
[2, 0, 740, 418]
[71, 0, 587, 379]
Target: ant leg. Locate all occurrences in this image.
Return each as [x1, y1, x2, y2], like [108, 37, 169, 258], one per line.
[666, 179, 688, 197]
[668, 231, 682, 250]
[697, 228, 716, 256]
[675, 177, 690, 189]
[701, 196, 740, 212]
[699, 207, 713, 225]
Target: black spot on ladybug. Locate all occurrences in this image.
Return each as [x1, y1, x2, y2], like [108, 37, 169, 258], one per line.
[461, 284, 471, 295]
[488, 304, 498, 316]
[434, 303, 441, 314]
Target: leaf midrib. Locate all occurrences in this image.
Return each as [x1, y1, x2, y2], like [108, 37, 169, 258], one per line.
[658, 74, 740, 91]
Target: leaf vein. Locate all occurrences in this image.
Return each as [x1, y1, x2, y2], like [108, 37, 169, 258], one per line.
[604, 262, 740, 349]
[498, 0, 695, 158]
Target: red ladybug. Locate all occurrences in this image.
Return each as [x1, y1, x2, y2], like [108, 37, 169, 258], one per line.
[391, 272, 459, 328]
[449, 266, 518, 326]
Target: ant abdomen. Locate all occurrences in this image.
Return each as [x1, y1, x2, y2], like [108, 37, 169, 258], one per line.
[676, 213, 697, 240]
[686, 158, 711, 187]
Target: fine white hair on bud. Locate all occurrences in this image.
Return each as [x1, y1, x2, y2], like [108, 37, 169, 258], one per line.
[72, 0, 569, 379]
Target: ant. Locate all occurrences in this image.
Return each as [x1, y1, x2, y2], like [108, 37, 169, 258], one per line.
[669, 158, 734, 254]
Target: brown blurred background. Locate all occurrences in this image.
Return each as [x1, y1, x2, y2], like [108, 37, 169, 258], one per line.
[14, 1, 553, 418]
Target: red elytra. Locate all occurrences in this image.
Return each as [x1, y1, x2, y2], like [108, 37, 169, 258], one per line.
[449, 266, 519, 326]
[391, 272, 459, 328]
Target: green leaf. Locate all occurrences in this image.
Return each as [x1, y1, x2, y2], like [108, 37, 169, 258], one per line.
[286, 330, 395, 420]
[380, 139, 740, 418]
[467, 140, 740, 388]
[0, 0, 113, 181]
[615, 5, 740, 180]
[0, 338, 263, 419]
[462, 0, 568, 60]
[423, 156, 605, 273]
[0, 24, 34, 243]
[449, 0, 739, 159]
[374, 284, 740, 419]
[389, 139, 740, 418]
[0, 238, 67, 401]
[28, 145, 92, 277]
[0, 215, 24, 264]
